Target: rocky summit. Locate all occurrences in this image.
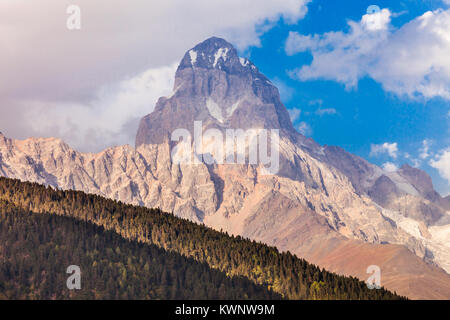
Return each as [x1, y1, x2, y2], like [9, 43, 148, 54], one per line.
[1, 37, 449, 299]
[136, 37, 294, 146]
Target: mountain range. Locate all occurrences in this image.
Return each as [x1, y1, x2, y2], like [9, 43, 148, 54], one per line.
[0, 37, 449, 299]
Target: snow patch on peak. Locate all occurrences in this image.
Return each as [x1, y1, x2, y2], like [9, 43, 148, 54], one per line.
[239, 57, 249, 67]
[213, 48, 229, 68]
[189, 50, 197, 66]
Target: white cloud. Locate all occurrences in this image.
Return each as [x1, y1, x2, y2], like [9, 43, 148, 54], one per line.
[272, 78, 295, 102]
[308, 99, 323, 106]
[305, 99, 337, 116]
[370, 142, 398, 159]
[419, 139, 433, 159]
[286, 8, 450, 99]
[429, 148, 450, 184]
[411, 158, 422, 168]
[382, 162, 398, 172]
[315, 108, 337, 116]
[405, 152, 422, 167]
[298, 121, 312, 136]
[21, 63, 177, 152]
[361, 7, 392, 31]
[0, 0, 310, 151]
[288, 108, 302, 122]
[0, 0, 310, 101]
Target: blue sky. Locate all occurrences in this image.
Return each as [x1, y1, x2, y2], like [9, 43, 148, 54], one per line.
[245, 0, 450, 195]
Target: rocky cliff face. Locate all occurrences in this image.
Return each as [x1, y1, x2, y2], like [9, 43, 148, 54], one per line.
[1, 37, 449, 299]
[136, 37, 295, 147]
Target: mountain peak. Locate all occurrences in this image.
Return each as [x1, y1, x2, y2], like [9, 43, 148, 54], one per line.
[136, 37, 294, 146]
[192, 36, 234, 52]
[177, 37, 256, 74]
[398, 163, 442, 201]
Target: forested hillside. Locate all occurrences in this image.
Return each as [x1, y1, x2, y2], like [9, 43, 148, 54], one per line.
[0, 203, 278, 299]
[0, 177, 404, 300]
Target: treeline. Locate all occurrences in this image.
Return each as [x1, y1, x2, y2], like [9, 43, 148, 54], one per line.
[0, 177, 405, 300]
[0, 202, 279, 300]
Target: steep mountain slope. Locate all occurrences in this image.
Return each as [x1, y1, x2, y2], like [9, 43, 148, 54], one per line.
[324, 146, 449, 226]
[0, 37, 449, 299]
[0, 177, 403, 300]
[136, 37, 295, 146]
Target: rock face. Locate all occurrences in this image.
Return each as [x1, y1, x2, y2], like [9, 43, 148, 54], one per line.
[324, 145, 449, 225]
[1, 37, 450, 299]
[368, 175, 400, 207]
[136, 37, 294, 147]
